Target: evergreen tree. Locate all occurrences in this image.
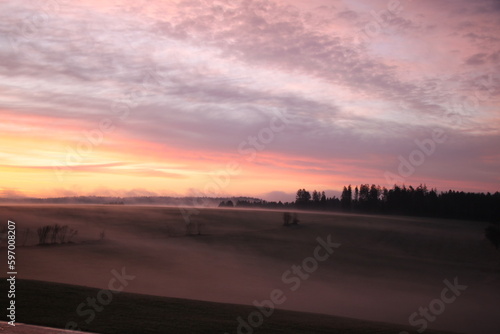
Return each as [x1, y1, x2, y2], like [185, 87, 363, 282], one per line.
[340, 186, 352, 211]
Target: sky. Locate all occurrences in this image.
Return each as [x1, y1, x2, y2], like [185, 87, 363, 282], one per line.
[0, 0, 499, 201]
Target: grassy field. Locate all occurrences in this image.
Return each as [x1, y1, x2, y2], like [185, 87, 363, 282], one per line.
[0, 205, 498, 333]
[0, 279, 459, 334]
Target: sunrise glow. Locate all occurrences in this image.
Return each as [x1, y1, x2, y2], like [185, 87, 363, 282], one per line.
[1, 0, 499, 200]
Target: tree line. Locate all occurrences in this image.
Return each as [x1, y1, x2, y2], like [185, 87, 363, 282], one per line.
[222, 184, 500, 223]
[337, 184, 500, 222]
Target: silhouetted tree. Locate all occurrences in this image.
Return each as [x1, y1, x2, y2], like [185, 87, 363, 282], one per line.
[37, 224, 76, 245]
[219, 200, 235, 207]
[340, 185, 352, 211]
[231, 183, 500, 223]
[37, 226, 51, 245]
[312, 190, 320, 203]
[51, 224, 61, 244]
[320, 191, 327, 204]
[58, 226, 67, 243]
[358, 184, 369, 210]
[367, 184, 380, 211]
[296, 189, 311, 207]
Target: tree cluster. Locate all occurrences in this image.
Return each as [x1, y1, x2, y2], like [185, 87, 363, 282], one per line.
[335, 184, 499, 222]
[222, 184, 499, 223]
[37, 224, 78, 245]
[218, 200, 234, 207]
[232, 199, 293, 209]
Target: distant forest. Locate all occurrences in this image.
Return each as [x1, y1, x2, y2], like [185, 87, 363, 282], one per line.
[221, 184, 500, 223]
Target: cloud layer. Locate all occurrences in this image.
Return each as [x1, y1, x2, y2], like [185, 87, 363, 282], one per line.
[0, 0, 499, 198]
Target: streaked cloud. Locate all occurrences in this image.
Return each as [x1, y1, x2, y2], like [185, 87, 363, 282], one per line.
[0, 0, 499, 198]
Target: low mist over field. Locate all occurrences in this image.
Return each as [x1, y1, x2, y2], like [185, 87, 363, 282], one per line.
[1, 205, 498, 333]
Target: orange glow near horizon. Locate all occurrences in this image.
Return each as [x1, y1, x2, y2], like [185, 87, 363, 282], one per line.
[1, 1, 499, 200]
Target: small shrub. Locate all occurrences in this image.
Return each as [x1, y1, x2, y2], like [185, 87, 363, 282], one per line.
[283, 212, 291, 226]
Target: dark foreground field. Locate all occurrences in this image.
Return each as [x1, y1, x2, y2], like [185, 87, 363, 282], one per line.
[0, 279, 460, 334]
[0, 205, 499, 333]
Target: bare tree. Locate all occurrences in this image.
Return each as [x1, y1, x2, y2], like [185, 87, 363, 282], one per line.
[67, 228, 78, 243]
[51, 224, 61, 244]
[58, 226, 68, 243]
[37, 225, 51, 245]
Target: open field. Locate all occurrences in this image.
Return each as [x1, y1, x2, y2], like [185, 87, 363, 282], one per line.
[0, 279, 459, 334]
[1, 205, 499, 333]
